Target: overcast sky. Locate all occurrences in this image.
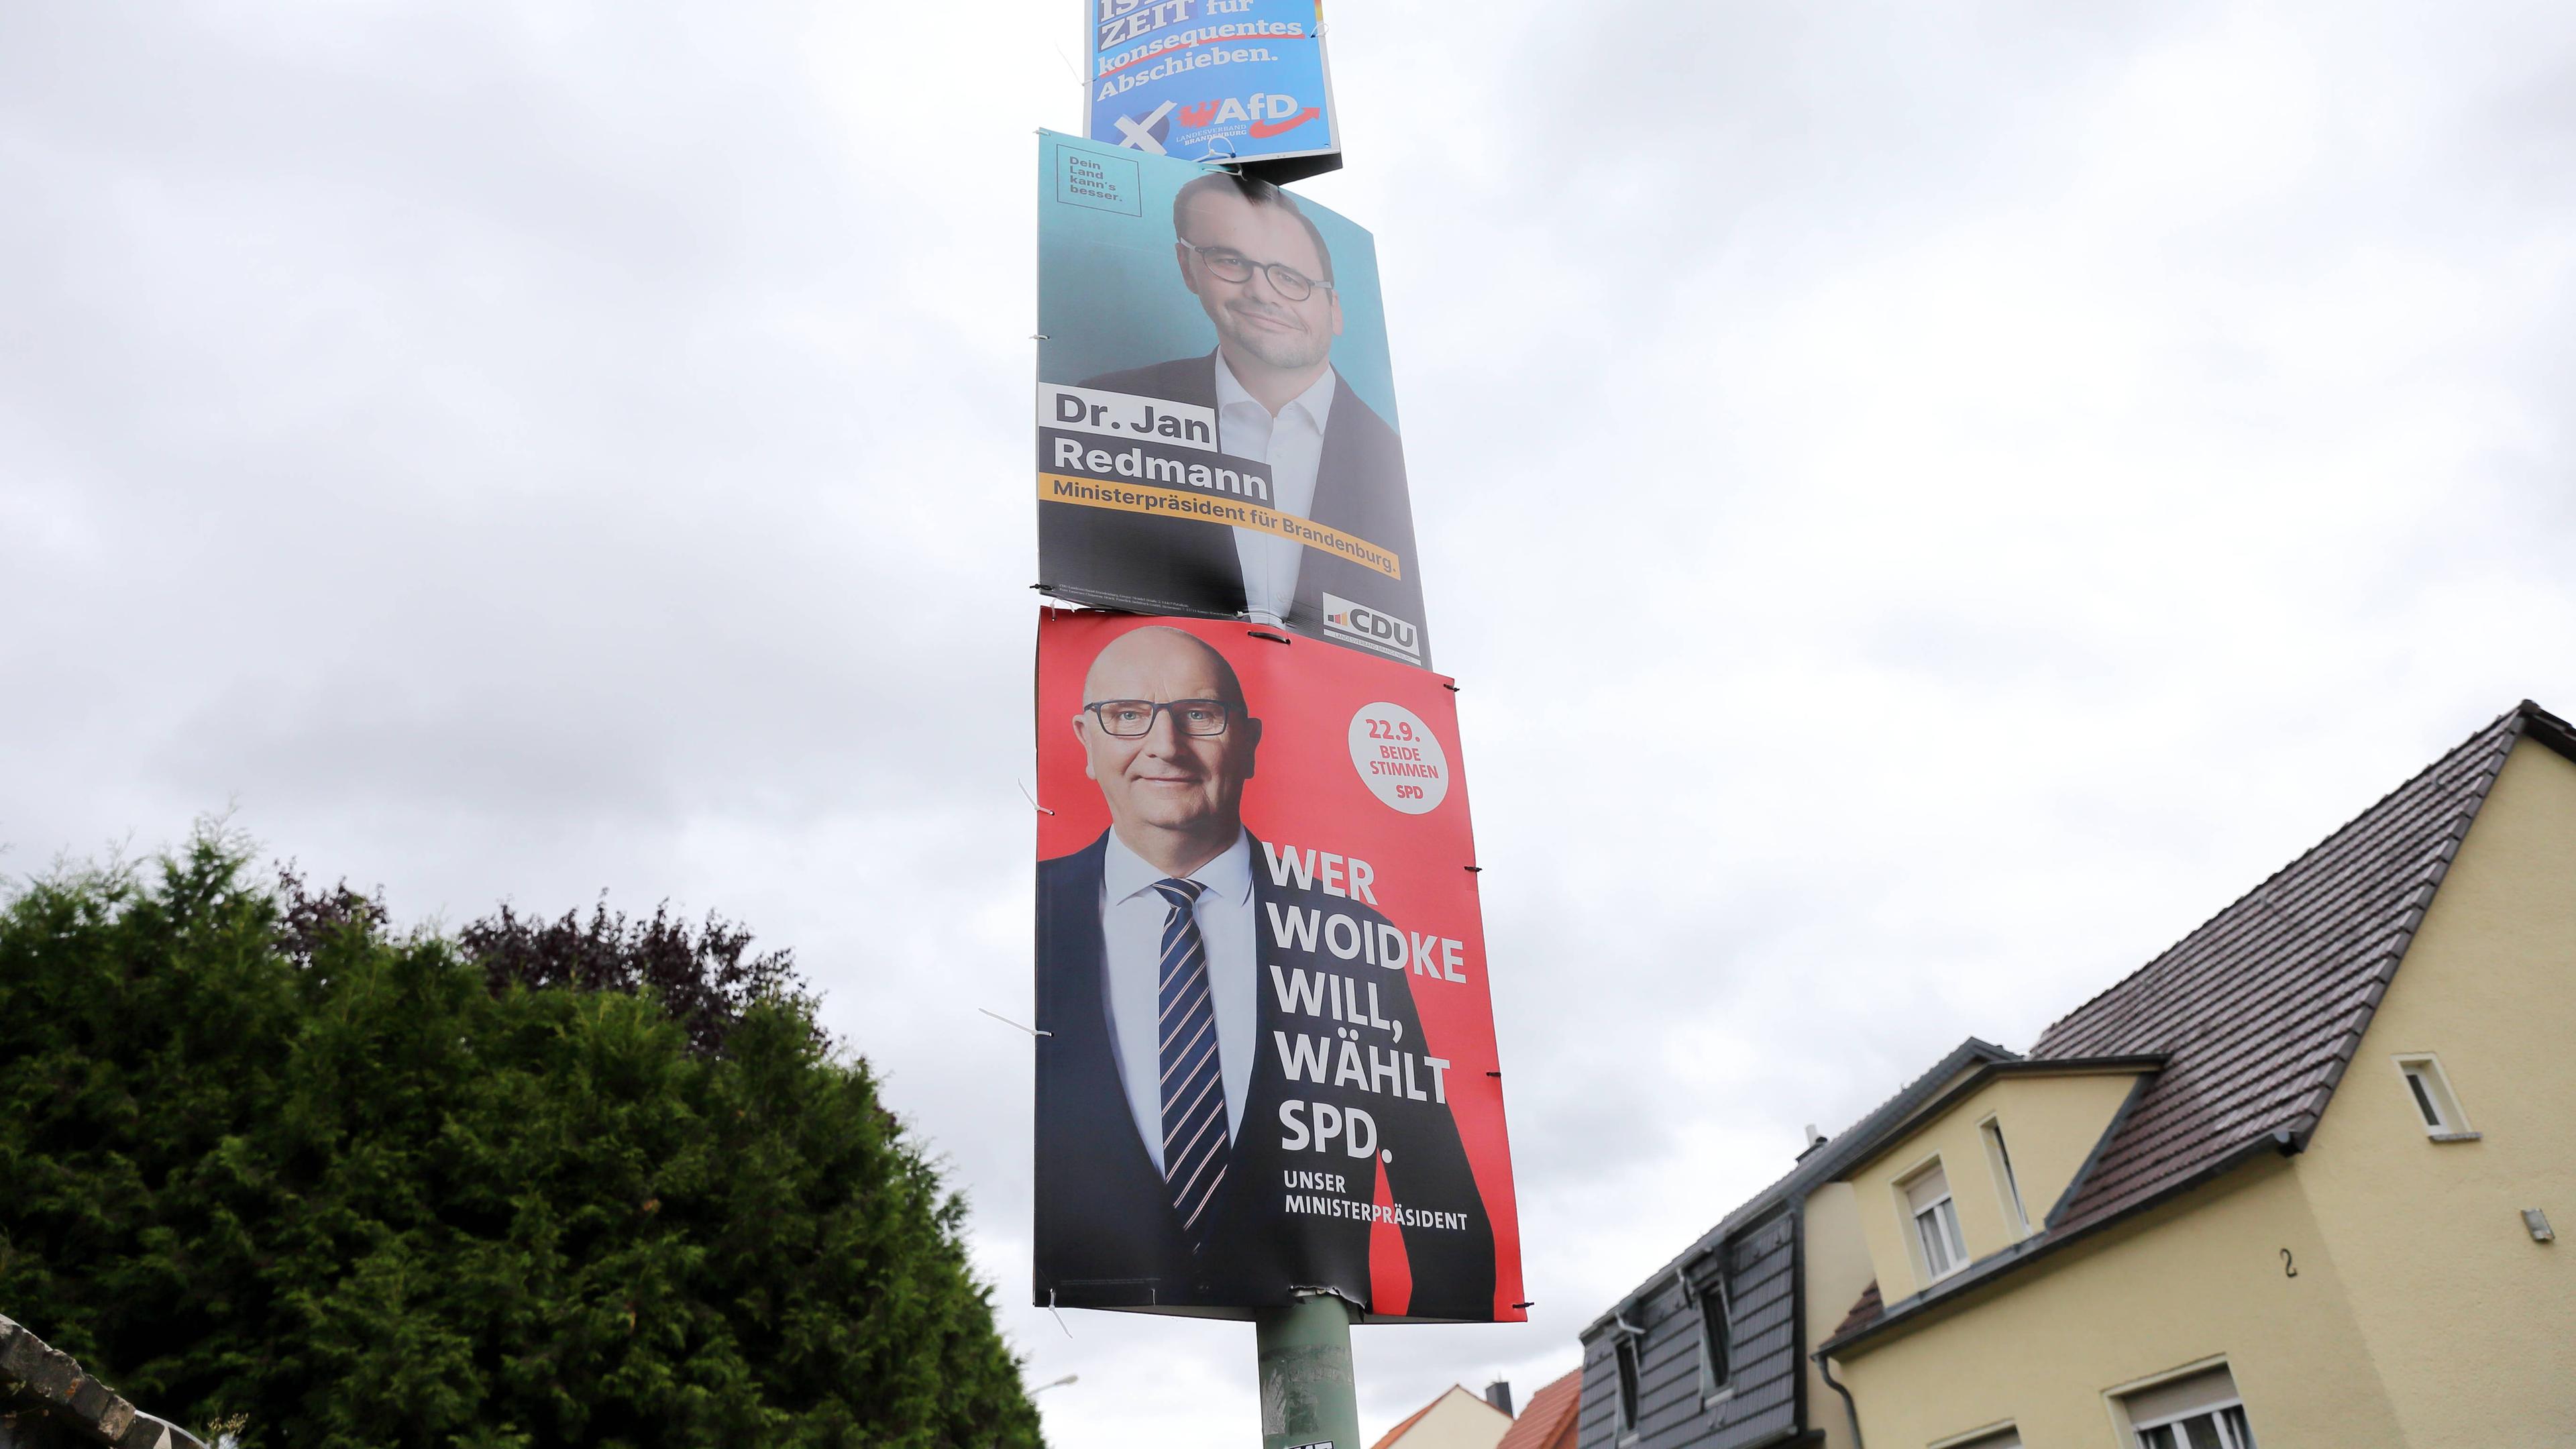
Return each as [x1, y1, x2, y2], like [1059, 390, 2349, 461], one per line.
[7, 1, 2576, 1443]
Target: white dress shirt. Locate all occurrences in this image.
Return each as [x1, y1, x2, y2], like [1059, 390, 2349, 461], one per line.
[1213, 350, 1336, 624]
[1099, 828, 1258, 1175]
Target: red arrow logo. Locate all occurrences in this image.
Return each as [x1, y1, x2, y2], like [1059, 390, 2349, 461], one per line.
[1248, 107, 1320, 139]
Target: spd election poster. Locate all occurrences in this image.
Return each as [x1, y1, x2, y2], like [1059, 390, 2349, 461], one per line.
[1030, 609, 1522, 1322]
[1085, 0, 1340, 180]
[1036, 131, 1432, 669]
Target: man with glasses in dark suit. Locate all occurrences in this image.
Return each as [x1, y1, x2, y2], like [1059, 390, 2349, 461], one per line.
[1032, 625, 1492, 1319]
[1053, 174, 1432, 663]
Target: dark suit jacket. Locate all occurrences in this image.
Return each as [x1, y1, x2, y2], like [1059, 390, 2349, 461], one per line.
[1040, 353, 1433, 667]
[1032, 830, 1495, 1320]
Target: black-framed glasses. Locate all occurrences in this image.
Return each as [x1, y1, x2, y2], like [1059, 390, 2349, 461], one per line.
[1182, 241, 1333, 302]
[1085, 698, 1237, 739]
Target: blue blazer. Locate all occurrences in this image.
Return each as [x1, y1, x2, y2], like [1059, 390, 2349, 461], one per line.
[1032, 829, 1495, 1320]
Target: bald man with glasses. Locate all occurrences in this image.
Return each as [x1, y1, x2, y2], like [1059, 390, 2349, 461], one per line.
[1053, 173, 1432, 662]
[1033, 626, 1493, 1319]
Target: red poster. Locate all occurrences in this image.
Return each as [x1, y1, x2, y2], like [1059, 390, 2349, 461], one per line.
[1032, 610, 1522, 1322]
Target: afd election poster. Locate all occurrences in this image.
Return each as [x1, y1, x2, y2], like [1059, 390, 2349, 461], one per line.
[1085, 0, 1340, 180]
[1036, 130, 1432, 669]
[1030, 610, 1522, 1322]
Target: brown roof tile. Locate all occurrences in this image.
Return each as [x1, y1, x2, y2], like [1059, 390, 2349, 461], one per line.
[1368, 1388, 1452, 1449]
[1832, 1281, 1884, 1339]
[1371, 1385, 1509, 1449]
[2027, 701, 2569, 1233]
[1496, 1368, 1582, 1449]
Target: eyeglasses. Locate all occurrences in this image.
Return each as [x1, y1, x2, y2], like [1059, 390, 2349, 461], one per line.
[1182, 241, 1334, 302]
[1085, 698, 1238, 739]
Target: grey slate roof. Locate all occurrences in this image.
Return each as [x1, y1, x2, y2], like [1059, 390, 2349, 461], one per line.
[1572, 1038, 2019, 1449]
[1580, 1036, 2019, 1341]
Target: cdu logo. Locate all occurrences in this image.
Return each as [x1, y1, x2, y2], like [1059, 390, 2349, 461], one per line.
[1322, 594, 1420, 662]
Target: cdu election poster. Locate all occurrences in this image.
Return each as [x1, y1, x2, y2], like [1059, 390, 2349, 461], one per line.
[1035, 130, 1430, 669]
[1030, 610, 1523, 1322]
[1085, 0, 1340, 180]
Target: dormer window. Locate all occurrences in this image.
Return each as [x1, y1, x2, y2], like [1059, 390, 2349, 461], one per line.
[1981, 1118, 2032, 1238]
[1904, 1163, 1970, 1283]
[1612, 1332, 1642, 1434]
[1695, 1272, 1732, 1397]
[2394, 1055, 2477, 1140]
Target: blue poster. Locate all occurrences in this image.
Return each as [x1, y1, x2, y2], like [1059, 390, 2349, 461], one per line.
[1085, 0, 1340, 180]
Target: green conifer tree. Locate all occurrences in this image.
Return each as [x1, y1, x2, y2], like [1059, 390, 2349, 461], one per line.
[0, 828, 1042, 1448]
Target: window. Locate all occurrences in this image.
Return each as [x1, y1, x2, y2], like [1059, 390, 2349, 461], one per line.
[1934, 1430, 2021, 1449]
[1982, 1118, 2031, 1238]
[2122, 1365, 2257, 1449]
[2394, 1055, 2475, 1139]
[2136, 1403, 2255, 1449]
[1695, 1273, 1731, 1396]
[1904, 1163, 1970, 1283]
[1613, 1333, 1642, 1434]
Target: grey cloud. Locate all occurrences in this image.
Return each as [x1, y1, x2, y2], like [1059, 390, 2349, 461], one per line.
[11, 2, 2576, 1445]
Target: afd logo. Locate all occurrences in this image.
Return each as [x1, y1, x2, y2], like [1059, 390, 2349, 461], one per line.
[1322, 594, 1420, 661]
[1177, 93, 1320, 138]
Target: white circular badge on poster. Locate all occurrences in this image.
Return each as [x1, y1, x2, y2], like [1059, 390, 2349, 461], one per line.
[1348, 702, 1449, 814]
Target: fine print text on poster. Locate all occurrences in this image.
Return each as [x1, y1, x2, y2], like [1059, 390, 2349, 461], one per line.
[1036, 131, 1430, 669]
[1030, 610, 1521, 1322]
[1086, 0, 1339, 179]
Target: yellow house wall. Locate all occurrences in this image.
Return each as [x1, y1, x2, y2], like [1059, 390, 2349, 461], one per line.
[1833, 1156, 2407, 1446]
[1801, 1181, 1870, 1449]
[2292, 736, 2576, 1445]
[1825, 733, 2576, 1448]
[1383, 1387, 1511, 1449]
[1844, 1072, 2142, 1301]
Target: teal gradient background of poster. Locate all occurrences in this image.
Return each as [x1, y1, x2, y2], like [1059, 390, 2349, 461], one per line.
[1036, 131, 1398, 431]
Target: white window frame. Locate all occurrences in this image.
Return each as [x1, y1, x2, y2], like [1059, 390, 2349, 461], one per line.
[1695, 1270, 1733, 1402]
[1980, 1116, 2033, 1239]
[1899, 1159, 1970, 1285]
[2103, 1356, 2257, 1449]
[1611, 1330, 1643, 1438]
[2392, 1053, 2478, 1140]
[2131, 1397, 2256, 1449]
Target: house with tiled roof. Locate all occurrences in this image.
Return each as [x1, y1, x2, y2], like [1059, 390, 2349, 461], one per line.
[1574, 1039, 2019, 1449]
[1495, 1368, 1582, 1449]
[1370, 1383, 1513, 1449]
[1585, 701, 2576, 1448]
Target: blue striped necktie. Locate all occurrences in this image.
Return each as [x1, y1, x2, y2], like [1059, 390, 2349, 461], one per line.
[1152, 877, 1231, 1250]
